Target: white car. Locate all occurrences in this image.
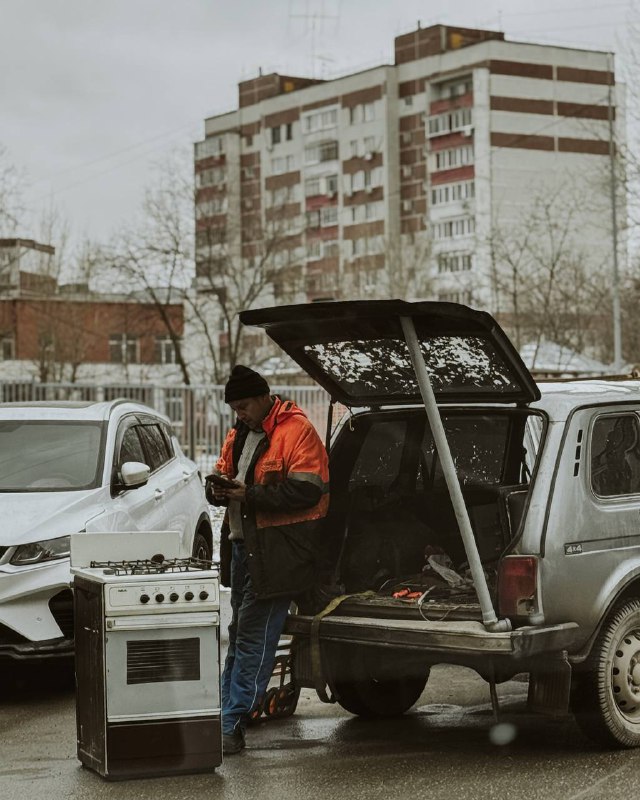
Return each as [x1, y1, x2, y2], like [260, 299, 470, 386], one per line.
[0, 399, 213, 660]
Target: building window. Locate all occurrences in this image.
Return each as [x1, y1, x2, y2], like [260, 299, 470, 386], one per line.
[195, 166, 225, 188]
[306, 238, 322, 260]
[434, 145, 474, 170]
[351, 102, 377, 124]
[364, 135, 377, 153]
[196, 196, 227, 219]
[321, 206, 338, 226]
[306, 210, 321, 229]
[431, 180, 475, 206]
[434, 217, 476, 240]
[109, 334, 139, 364]
[438, 253, 473, 273]
[271, 155, 296, 174]
[302, 107, 338, 134]
[434, 78, 473, 101]
[365, 201, 382, 220]
[154, 336, 177, 364]
[323, 240, 339, 258]
[325, 174, 339, 195]
[271, 126, 282, 146]
[304, 141, 339, 165]
[0, 334, 14, 360]
[350, 140, 359, 158]
[286, 122, 293, 141]
[305, 177, 321, 197]
[438, 290, 473, 304]
[348, 168, 382, 193]
[428, 107, 472, 137]
[244, 134, 253, 147]
[270, 184, 298, 205]
[195, 135, 224, 160]
[350, 235, 383, 257]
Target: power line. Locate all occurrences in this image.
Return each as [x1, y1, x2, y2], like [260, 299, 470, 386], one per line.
[22, 119, 209, 198]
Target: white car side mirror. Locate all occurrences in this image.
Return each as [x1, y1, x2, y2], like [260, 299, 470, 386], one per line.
[121, 461, 151, 488]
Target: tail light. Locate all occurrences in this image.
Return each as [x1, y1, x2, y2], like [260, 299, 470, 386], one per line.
[497, 556, 538, 617]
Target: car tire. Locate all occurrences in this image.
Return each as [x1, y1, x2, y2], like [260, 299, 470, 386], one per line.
[192, 531, 212, 562]
[572, 598, 640, 748]
[330, 644, 429, 718]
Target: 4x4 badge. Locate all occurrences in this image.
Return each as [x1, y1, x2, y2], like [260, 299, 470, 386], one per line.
[565, 543, 583, 555]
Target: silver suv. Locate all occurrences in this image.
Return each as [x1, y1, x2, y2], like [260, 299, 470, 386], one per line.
[242, 299, 640, 749]
[0, 399, 212, 660]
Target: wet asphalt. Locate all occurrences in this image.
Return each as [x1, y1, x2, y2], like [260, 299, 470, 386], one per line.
[2, 593, 640, 800]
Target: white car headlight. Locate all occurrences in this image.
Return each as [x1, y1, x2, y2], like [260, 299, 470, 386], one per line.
[10, 536, 71, 566]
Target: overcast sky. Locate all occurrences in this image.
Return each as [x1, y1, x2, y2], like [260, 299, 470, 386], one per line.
[1, 0, 637, 250]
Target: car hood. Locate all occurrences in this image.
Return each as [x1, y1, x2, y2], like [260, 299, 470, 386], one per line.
[240, 300, 540, 407]
[0, 489, 105, 547]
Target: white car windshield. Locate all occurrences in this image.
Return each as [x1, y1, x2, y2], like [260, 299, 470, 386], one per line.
[0, 421, 105, 492]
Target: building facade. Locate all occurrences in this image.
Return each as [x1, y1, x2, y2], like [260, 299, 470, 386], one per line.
[0, 240, 185, 383]
[195, 24, 624, 356]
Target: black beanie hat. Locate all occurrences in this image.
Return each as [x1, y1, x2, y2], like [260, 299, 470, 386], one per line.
[224, 365, 270, 403]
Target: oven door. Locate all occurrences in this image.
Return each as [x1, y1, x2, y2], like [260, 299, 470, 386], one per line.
[104, 612, 220, 722]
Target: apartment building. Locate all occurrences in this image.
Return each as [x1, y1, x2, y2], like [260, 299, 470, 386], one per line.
[195, 24, 623, 320]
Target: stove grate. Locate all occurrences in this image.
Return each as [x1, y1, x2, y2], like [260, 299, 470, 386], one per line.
[88, 556, 218, 576]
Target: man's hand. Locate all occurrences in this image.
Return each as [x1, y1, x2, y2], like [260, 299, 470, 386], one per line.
[206, 474, 237, 504]
[224, 480, 247, 503]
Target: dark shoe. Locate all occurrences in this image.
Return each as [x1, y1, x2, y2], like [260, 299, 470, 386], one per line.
[223, 729, 245, 755]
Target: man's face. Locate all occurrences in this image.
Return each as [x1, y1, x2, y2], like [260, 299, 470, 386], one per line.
[229, 394, 272, 430]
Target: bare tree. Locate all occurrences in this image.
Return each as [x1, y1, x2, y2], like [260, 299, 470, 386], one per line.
[103, 153, 194, 384]
[487, 183, 614, 363]
[193, 201, 304, 381]
[0, 144, 23, 235]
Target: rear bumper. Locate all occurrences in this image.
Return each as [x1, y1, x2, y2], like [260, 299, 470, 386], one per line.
[285, 614, 579, 661]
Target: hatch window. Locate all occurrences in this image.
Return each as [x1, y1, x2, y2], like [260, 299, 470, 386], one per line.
[304, 335, 520, 400]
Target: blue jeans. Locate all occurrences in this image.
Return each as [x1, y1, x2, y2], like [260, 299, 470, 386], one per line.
[221, 541, 291, 735]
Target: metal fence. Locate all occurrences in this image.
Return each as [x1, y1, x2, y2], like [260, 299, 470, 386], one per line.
[0, 380, 333, 473]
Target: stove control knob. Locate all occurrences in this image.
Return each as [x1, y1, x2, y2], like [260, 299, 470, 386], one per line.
[155, 593, 165, 603]
[184, 591, 194, 601]
[170, 592, 179, 602]
[199, 591, 209, 601]
[140, 594, 150, 604]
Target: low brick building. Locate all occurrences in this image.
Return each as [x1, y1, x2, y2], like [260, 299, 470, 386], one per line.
[0, 239, 185, 383]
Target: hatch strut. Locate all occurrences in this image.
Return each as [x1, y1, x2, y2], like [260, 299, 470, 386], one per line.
[399, 316, 511, 633]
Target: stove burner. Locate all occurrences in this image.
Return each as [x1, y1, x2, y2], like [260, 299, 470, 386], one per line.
[88, 557, 217, 576]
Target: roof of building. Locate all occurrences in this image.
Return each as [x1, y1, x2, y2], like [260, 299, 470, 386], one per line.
[520, 340, 615, 377]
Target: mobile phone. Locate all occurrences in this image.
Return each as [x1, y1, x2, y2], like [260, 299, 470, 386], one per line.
[207, 474, 237, 490]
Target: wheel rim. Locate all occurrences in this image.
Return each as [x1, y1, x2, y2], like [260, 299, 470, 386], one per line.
[611, 627, 640, 721]
[194, 536, 210, 562]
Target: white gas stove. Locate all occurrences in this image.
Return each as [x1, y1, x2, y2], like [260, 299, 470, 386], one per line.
[71, 532, 222, 780]
[73, 558, 220, 618]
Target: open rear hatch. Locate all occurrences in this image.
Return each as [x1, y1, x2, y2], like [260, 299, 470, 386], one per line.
[240, 300, 540, 407]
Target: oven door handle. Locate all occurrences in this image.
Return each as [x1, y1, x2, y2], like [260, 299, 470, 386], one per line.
[105, 612, 219, 631]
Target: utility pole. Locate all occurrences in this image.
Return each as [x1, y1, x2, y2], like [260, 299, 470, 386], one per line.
[607, 51, 623, 372]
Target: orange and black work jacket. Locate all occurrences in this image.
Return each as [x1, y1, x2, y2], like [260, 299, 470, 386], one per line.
[213, 396, 329, 599]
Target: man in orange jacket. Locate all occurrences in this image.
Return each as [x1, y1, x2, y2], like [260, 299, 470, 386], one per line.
[208, 365, 329, 754]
